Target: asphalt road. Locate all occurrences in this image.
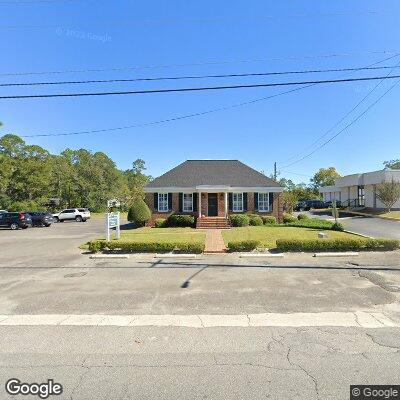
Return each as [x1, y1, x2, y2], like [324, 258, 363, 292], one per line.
[1, 218, 400, 399]
[306, 210, 400, 239]
[1, 325, 400, 400]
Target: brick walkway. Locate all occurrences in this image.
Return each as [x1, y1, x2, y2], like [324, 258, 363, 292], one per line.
[204, 229, 226, 253]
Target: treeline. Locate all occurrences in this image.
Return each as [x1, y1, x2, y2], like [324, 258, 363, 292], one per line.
[0, 134, 150, 212]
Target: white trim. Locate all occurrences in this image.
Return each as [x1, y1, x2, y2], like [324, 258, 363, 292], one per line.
[157, 193, 169, 213]
[232, 192, 243, 212]
[258, 193, 270, 212]
[183, 193, 193, 212]
[145, 186, 283, 193]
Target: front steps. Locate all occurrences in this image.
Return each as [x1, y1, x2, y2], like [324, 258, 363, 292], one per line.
[196, 217, 230, 229]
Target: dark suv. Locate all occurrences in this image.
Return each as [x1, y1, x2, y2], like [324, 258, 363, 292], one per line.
[294, 200, 326, 211]
[28, 212, 53, 227]
[0, 212, 32, 230]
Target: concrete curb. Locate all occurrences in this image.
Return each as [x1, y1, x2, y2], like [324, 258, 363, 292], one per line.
[239, 253, 284, 258]
[313, 252, 359, 258]
[154, 254, 200, 259]
[343, 230, 374, 239]
[90, 254, 130, 259]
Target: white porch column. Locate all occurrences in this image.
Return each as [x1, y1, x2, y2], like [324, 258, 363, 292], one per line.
[198, 192, 202, 217]
[224, 192, 228, 218]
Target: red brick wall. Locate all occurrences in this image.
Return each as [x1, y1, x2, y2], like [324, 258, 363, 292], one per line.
[228, 192, 283, 223]
[145, 191, 283, 225]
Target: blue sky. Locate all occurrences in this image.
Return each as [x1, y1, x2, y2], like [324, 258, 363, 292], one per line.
[1, 0, 400, 183]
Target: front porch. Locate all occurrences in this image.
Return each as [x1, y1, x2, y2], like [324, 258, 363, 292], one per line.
[196, 191, 229, 229]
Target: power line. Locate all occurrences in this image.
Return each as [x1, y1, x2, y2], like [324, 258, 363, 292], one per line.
[20, 84, 316, 138]
[0, 10, 382, 21]
[2, 65, 400, 87]
[280, 55, 400, 166]
[2, 74, 400, 100]
[280, 79, 400, 170]
[17, 53, 399, 139]
[0, 50, 395, 77]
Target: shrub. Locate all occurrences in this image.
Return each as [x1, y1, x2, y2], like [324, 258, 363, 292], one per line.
[331, 222, 344, 231]
[249, 215, 263, 226]
[154, 218, 167, 228]
[229, 214, 250, 227]
[227, 240, 260, 252]
[88, 240, 204, 254]
[166, 214, 195, 227]
[276, 238, 400, 252]
[285, 219, 334, 230]
[283, 213, 297, 223]
[297, 213, 309, 220]
[127, 199, 151, 227]
[262, 215, 276, 225]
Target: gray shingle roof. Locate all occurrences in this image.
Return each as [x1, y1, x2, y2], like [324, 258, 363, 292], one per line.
[146, 160, 282, 188]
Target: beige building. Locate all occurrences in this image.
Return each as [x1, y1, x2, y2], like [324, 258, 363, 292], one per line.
[319, 168, 400, 210]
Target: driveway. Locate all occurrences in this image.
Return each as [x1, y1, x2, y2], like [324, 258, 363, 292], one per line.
[308, 211, 400, 239]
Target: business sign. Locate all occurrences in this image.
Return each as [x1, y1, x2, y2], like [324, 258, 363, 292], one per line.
[105, 211, 120, 241]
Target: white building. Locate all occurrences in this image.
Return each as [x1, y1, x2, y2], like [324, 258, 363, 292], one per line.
[319, 168, 400, 210]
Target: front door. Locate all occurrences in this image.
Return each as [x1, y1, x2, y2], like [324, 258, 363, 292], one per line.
[208, 193, 218, 216]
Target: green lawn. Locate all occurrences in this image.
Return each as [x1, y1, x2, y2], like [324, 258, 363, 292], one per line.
[119, 227, 205, 244]
[222, 226, 358, 249]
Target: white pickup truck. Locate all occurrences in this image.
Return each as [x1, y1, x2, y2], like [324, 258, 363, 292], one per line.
[52, 208, 91, 222]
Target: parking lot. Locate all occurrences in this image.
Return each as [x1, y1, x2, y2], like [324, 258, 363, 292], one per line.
[1, 216, 400, 399]
[0, 218, 106, 268]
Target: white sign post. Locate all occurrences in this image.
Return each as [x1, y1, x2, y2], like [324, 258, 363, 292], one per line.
[105, 199, 121, 241]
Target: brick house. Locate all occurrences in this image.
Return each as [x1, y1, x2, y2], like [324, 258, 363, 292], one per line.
[144, 160, 284, 228]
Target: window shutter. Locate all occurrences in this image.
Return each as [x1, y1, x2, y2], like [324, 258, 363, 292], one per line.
[168, 193, 173, 211]
[269, 193, 274, 210]
[228, 193, 233, 212]
[193, 193, 198, 212]
[179, 193, 183, 213]
[254, 192, 259, 211]
[154, 193, 158, 210]
[243, 193, 248, 211]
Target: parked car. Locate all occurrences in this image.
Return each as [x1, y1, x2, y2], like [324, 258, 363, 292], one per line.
[294, 200, 326, 211]
[28, 211, 53, 227]
[52, 208, 91, 222]
[294, 201, 307, 211]
[0, 212, 32, 230]
[0, 209, 7, 214]
[324, 200, 342, 208]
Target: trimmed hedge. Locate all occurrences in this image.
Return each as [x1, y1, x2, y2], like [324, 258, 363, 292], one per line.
[285, 218, 335, 230]
[166, 214, 195, 227]
[88, 240, 204, 254]
[297, 213, 309, 220]
[154, 218, 167, 228]
[249, 214, 263, 226]
[283, 213, 297, 223]
[276, 238, 400, 252]
[227, 240, 260, 252]
[331, 222, 344, 231]
[262, 215, 277, 225]
[229, 214, 250, 227]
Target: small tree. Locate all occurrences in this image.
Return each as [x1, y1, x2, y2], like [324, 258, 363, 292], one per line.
[283, 191, 298, 214]
[375, 179, 400, 212]
[332, 199, 339, 222]
[127, 198, 151, 227]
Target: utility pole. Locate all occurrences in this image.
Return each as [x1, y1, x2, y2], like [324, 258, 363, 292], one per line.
[273, 162, 277, 181]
